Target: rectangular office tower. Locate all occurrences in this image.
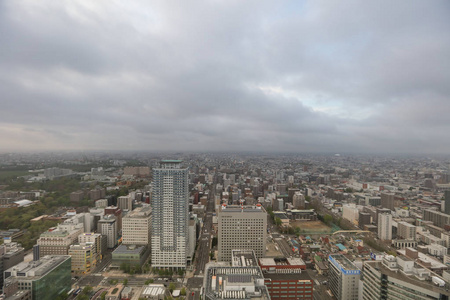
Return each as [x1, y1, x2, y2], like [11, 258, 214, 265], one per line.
[218, 204, 267, 262]
[328, 254, 361, 300]
[151, 160, 189, 270]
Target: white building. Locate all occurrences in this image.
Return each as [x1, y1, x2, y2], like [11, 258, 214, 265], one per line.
[343, 204, 359, 224]
[378, 213, 392, 241]
[328, 254, 361, 300]
[122, 206, 151, 245]
[151, 160, 189, 270]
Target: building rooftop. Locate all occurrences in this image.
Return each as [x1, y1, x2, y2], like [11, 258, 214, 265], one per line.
[203, 266, 270, 300]
[5, 255, 70, 279]
[142, 284, 165, 296]
[113, 244, 146, 255]
[329, 254, 360, 275]
[124, 206, 151, 218]
[366, 260, 450, 296]
[263, 272, 312, 281]
[220, 205, 266, 213]
[231, 250, 258, 267]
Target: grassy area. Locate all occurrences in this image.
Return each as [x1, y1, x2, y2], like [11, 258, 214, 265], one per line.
[0, 170, 29, 182]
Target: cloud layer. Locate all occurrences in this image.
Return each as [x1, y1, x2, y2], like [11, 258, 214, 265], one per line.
[1, 0, 449, 153]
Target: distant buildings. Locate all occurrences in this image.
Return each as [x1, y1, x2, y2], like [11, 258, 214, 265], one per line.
[123, 166, 150, 177]
[151, 160, 189, 270]
[218, 205, 267, 262]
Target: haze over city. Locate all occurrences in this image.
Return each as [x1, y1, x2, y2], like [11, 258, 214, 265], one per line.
[1, 0, 449, 153]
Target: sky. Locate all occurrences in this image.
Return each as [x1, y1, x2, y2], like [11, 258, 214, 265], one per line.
[1, 0, 449, 154]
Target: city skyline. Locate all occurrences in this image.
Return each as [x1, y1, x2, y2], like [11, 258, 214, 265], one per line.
[1, 1, 449, 154]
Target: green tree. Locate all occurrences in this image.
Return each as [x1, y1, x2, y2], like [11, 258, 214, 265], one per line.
[168, 283, 176, 292]
[101, 291, 107, 300]
[323, 214, 333, 225]
[123, 278, 128, 286]
[274, 217, 282, 226]
[180, 287, 186, 295]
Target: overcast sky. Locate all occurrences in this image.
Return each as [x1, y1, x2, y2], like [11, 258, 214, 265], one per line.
[1, 1, 449, 154]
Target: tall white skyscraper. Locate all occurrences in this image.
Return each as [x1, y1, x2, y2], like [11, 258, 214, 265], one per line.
[378, 213, 392, 241]
[151, 160, 189, 270]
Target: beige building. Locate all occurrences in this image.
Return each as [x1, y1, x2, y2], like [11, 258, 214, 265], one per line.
[69, 244, 94, 274]
[117, 195, 133, 211]
[122, 206, 152, 245]
[79, 232, 103, 259]
[397, 221, 416, 240]
[37, 224, 83, 256]
[218, 205, 267, 262]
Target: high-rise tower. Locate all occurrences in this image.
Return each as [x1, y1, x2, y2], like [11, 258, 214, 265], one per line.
[151, 160, 189, 270]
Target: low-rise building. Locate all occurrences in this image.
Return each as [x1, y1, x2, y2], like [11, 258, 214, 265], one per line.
[3, 255, 71, 300]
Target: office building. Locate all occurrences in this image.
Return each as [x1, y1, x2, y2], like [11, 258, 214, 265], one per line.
[117, 195, 133, 211]
[112, 244, 150, 267]
[151, 160, 189, 270]
[397, 221, 416, 240]
[423, 209, 450, 228]
[292, 191, 305, 209]
[264, 273, 313, 300]
[358, 212, 371, 229]
[218, 204, 267, 262]
[445, 190, 450, 215]
[68, 244, 94, 274]
[0, 242, 25, 293]
[78, 232, 104, 258]
[98, 215, 118, 249]
[378, 213, 392, 241]
[381, 192, 395, 211]
[122, 206, 151, 245]
[37, 224, 83, 256]
[3, 255, 71, 300]
[203, 250, 270, 300]
[328, 254, 360, 300]
[363, 256, 450, 300]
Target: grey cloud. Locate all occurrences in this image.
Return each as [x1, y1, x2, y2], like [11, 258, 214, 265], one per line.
[0, 0, 449, 153]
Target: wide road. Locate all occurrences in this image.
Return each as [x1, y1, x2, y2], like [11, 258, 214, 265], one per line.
[193, 185, 215, 276]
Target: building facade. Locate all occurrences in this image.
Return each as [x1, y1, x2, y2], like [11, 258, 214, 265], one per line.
[363, 258, 450, 300]
[218, 205, 267, 262]
[378, 213, 392, 241]
[122, 206, 151, 245]
[397, 221, 416, 240]
[151, 160, 189, 270]
[328, 254, 360, 300]
[3, 255, 71, 300]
